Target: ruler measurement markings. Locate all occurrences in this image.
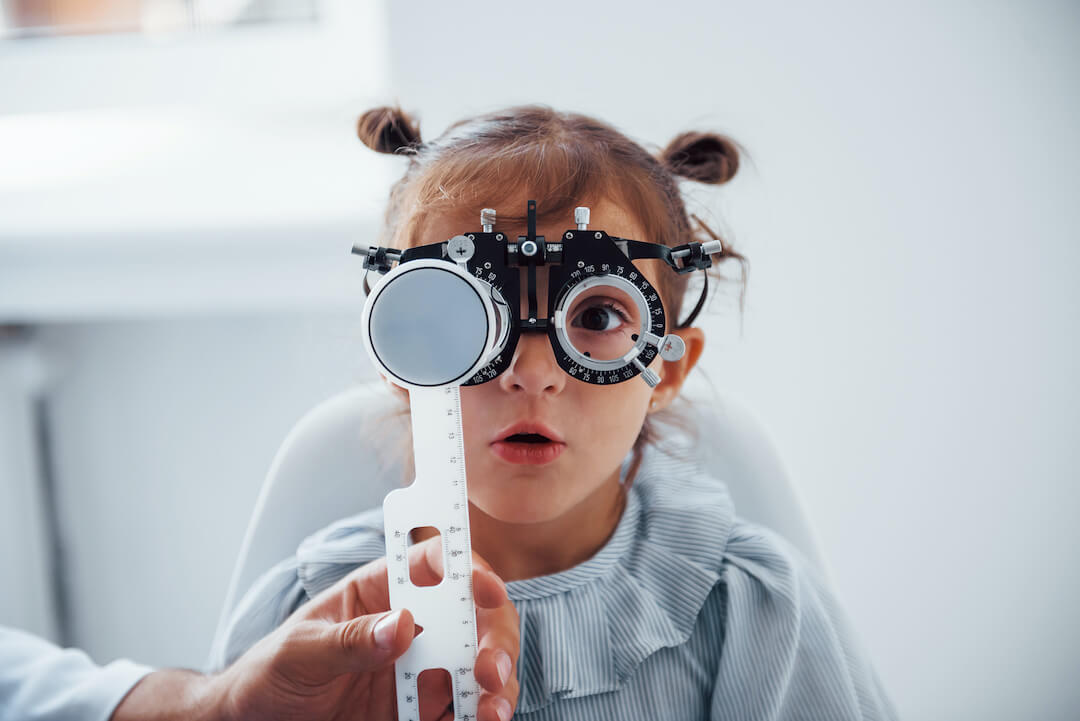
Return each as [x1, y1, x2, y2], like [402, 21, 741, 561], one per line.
[384, 386, 481, 721]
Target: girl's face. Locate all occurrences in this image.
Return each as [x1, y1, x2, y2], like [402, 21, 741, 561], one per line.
[414, 197, 679, 525]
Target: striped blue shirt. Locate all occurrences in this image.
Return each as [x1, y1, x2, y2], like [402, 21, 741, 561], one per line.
[212, 445, 897, 720]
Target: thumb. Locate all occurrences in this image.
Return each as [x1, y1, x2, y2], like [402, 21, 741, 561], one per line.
[290, 609, 415, 677]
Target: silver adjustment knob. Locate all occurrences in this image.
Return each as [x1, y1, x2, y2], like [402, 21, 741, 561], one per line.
[632, 357, 661, 388]
[575, 206, 590, 231]
[481, 208, 496, 233]
[658, 334, 685, 361]
[638, 331, 685, 362]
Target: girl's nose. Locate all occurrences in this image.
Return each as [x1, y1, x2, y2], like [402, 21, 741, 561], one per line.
[498, 332, 566, 396]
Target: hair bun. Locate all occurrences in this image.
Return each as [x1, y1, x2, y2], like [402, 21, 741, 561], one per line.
[357, 105, 423, 154]
[659, 131, 740, 185]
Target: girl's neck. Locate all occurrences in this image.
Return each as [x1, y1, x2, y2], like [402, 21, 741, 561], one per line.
[467, 465, 628, 582]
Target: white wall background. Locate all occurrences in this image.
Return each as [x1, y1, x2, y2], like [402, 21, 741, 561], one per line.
[1, 2, 1077, 720]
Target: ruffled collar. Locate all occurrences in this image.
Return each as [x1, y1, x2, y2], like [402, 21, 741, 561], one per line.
[504, 444, 735, 713]
[294, 444, 736, 715]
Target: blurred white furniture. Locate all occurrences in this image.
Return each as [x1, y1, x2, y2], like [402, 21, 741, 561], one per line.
[212, 379, 827, 657]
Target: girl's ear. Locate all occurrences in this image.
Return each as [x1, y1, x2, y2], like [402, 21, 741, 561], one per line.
[649, 326, 705, 411]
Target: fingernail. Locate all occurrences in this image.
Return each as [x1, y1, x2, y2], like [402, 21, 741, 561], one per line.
[494, 696, 512, 721]
[373, 610, 400, 650]
[495, 650, 512, 686]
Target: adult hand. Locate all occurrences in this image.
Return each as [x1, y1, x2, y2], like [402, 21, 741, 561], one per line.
[113, 536, 519, 721]
[221, 535, 519, 721]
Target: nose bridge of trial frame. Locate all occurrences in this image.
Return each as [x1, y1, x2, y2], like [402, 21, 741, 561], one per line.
[509, 199, 557, 334]
[495, 201, 626, 337]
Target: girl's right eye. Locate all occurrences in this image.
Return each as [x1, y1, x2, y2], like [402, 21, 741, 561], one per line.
[571, 301, 631, 333]
[565, 292, 639, 362]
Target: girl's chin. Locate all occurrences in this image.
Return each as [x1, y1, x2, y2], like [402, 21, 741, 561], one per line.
[469, 491, 570, 525]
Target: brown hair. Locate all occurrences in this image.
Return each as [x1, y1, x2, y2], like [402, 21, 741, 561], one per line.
[356, 104, 749, 482]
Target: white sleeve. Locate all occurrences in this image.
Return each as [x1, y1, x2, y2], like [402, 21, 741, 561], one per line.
[0, 626, 153, 721]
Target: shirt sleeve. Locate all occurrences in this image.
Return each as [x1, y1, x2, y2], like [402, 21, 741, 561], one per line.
[0, 626, 153, 721]
[709, 522, 898, 721]
[206, 554, 309, 672]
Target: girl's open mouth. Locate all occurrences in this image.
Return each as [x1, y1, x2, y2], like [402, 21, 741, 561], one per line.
[490, 428, 566, 465]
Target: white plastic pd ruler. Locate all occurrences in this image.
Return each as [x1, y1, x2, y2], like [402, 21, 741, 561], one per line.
[383, 385, 480, 721]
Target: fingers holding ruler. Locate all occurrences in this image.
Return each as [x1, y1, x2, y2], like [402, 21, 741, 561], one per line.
[383, 386, 480, 721]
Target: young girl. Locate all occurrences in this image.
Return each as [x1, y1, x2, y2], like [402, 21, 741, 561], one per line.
[213, 105, 897, 720]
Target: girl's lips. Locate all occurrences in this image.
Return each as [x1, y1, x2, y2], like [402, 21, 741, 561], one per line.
[490, 439, 566, 465]
[492, 420, 565, 444]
